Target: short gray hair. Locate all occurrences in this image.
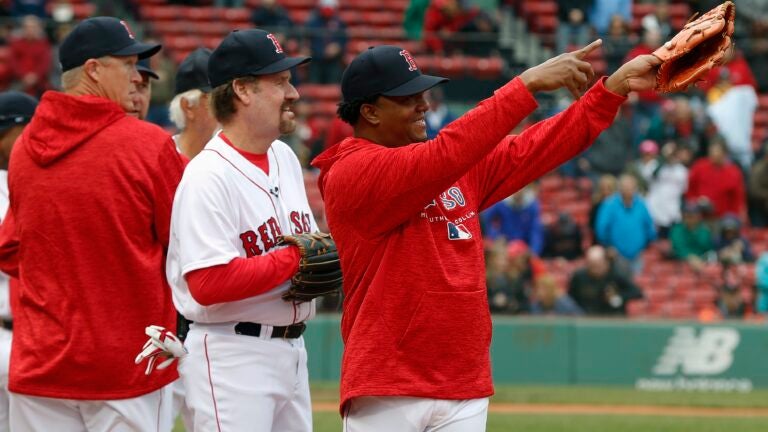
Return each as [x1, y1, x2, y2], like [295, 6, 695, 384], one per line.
[60, 56, 113, 91]
[60, 65, 83, 91]
[169, 89, 204, 130]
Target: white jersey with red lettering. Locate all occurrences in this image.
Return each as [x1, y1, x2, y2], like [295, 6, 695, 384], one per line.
[166, 134, 316, 325]
[166, 133, 316, 432]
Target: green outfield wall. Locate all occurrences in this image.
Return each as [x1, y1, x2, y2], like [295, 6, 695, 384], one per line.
[304, 315, 768, 392]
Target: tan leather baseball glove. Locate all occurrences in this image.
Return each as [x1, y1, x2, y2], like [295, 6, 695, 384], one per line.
[652, 1, 735, 93]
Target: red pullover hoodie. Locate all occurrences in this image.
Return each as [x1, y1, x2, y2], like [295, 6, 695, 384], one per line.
[312, 77, 626, 411]
[5, 91, 185, 399]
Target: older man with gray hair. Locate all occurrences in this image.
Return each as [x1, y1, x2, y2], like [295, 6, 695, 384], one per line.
[169, 48, 218, 159]
[1, 16, 184, 431]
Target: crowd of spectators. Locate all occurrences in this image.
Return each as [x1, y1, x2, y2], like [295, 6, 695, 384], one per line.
[480, 0, 768, 321]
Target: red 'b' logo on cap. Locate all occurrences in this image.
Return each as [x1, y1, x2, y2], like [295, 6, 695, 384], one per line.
[267, 34, 284, 54]
[399, 50, 418, 72]
[119, 20, 135, 39]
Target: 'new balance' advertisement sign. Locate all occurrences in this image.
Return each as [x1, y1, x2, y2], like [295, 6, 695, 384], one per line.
[636, 327, 753, 393]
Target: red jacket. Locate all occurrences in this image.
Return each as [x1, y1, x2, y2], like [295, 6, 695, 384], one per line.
[5, 92, 185, 399]
[9, 37, 51, 95]
[312, 78, 625, 411]
[423, 2, 479, 53]
[699, 55, 758, 92]
[685, 158, 746, 217]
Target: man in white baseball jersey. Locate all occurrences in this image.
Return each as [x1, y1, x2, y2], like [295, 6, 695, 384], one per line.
[0, 91, 37, 432]
[169, 48, 218, 160]
[166, 29, 317, 431]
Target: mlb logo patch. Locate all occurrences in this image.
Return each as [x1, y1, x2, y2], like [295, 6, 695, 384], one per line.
[447, 222, 472, 240]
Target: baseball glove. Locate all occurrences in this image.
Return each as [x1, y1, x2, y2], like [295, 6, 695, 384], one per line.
[652, 1, 735, 93]
[279, 232, 342, 302]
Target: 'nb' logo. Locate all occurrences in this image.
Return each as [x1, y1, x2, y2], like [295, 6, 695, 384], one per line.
[653, 327, 740, 376]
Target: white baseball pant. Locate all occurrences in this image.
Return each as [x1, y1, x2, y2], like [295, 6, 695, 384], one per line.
[178, 323, 312, 432]
[344, 396, 489, 432]
[0, 327, 11, 432]
[9, 385, 174, 432]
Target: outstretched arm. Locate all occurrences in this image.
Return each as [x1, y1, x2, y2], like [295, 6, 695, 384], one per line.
[323, 41, 608, 237]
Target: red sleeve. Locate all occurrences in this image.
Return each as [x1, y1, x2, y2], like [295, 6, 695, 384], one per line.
[323, 77, 538, 237]
[186, 246, 300, 306]
[0, 209, 19, 278]
[154, 137, 186, 249]
[472, 77, 627, 210]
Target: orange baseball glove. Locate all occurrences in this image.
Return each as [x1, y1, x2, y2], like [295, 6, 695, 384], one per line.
[652, 1, 735, 93]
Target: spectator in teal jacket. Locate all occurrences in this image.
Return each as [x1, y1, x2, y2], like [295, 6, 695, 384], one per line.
[669, 201, 714, 271]
[596, 174, 656, 272]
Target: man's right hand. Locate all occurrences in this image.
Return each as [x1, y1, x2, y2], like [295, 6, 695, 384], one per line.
[519, 39, 602, 100]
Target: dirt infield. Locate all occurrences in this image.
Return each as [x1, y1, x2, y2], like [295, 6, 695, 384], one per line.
[312, 402, 768, 418]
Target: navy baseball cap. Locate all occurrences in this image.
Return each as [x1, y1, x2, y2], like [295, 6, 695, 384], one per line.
[341, 45, 448, 102]
[137, 59, 158, 80]
[208, 29, 310, 88]
[59, 17, 161, 72]
[0, 91, 37, 132]
[176, 48, 212, 94]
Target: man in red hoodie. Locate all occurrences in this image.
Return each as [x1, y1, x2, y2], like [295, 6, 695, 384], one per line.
[2, 17, 184, 431]
[311, 42, 662, 430]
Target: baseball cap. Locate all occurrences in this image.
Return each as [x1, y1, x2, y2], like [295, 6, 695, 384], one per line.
[682, 200, 700, 214]
[639, 139, 659, 155]
[507, 240, 529, 258]
[208, 30, 310, 88]
[137, 58, 159, 80]
[341, 45, 448, 102]
[175, 48, 212, 94]
[59, 17, 161, 72]
[721, 214, 741, 230]
[0, 91, 38, 132]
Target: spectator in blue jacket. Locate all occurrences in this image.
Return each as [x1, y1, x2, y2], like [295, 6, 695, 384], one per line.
[482, 184, 544, 255]
[589, 0, 632, 35]
[305, 0, 348, 84]
[596, 174, 657, 272]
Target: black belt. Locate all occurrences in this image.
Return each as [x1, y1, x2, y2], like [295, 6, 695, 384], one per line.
[1, 319, 12, 331]
[234, 322, 306, 339]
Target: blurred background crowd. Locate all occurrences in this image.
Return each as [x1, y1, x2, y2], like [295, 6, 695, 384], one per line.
[0, 0, 767, 321]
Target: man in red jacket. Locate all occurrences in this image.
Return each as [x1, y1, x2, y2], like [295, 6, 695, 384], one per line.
[2, 17, 184, 431]
[685, 138, 747, 220]
[9, 15, 50, 97]
[312, 42, 661, 430]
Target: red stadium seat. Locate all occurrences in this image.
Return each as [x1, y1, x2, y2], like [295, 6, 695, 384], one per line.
[464, 57, 503, 80]
[141, 5, 182, 21]
[534, 14, 558, 33]
[759, 94, 768, 110]
[662, 300, 694, 319]
[297, 85, 341, 103]
[182, 7, 218, 21]
[627, 300, 648, 317]
[223, 8, 252, 24]
[278, 0, 316, 10]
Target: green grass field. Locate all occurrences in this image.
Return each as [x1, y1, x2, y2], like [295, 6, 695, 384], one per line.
[174, 383, 768, 431]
